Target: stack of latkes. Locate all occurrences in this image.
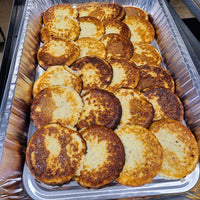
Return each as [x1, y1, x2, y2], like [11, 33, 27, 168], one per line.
[26, 2, 199, 189]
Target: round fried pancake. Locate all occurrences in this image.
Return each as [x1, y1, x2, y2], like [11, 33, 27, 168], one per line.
[78, 16, 104, 39]
[76, 2, 105, 21]
[123, 17, 155, 44]
[31, 86, 83, 128]
[114, 88, 153, 128]
[136, 65, 175, 93]
[131, 42, 162, 67]
[75, 125, 125, 188]
[114, 88, 154, 128]
[142, 87, 184, 122]
[40, 16, 80, 42]
[103, 19, 131, 39]
[43, 4, 78, 24]
[149, 119, 199, 179]
[26, 124, 86, 185]
[106, 57, 139, 93]
[100, 2, 125, 21]
[124, 7, 149, 20]
[76, 37, 106, 59]
[70, 56, 112, 90]
[100, 33, 133, 59]
[37, 38, 80, 70]
[32, 65, 82, 97]
[115, 124, 163, 187]
[77, 89, 122, 130]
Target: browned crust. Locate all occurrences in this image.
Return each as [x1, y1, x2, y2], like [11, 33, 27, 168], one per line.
[76, 125, 125, 188]
[37, 38, 80, 70]
[100, 33, 134, 59]
[149, 119, 199, 179]
[31, 86, 82, 128]
[114, 88, 154, 128]
[26, 124, 86, 185]
[70, 56, 113, 90]
[142, 87, 184, 121]
[131, 42, 162, 67]
[106, 57, 139, 92]
[123, 17, 155, 44]
[31, 87, 57, 128]
[103, 19, 131, 39]
[40, 17, 80, 42]
[115, 124, 163, 187]
[124, 6, 149, 20]
[43, 4, 78, 24]
[76, 2, 105, 21]
[100, 2, 125, 20]
[136, 65, 175, 92]
[77, 89, 122, 130]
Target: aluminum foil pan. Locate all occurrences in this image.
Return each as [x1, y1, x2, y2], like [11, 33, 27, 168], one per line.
[1, 0, 200, 199]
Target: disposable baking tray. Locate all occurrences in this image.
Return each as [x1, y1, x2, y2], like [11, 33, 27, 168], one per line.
[1, 0, 200, 199]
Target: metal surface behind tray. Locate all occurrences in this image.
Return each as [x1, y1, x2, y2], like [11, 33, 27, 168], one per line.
[1, 0, 200, 199]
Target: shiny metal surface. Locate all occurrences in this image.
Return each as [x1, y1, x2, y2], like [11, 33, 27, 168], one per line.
[0, 0, 200, 199]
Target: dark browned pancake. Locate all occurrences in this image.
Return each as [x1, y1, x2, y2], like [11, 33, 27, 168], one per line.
[123, 17, 155, 44]
[76, 2, 105, 21]
[26, 124, 86, 185]
[124, 7, 149, 20]
[76, 37, 106, 59]
[114, 88, 154, 128]
[40, 16, 80, 42]
[103, 19, 131, 39]
[43, 4, 78, 24]
[37, 38, 80, 70]
[142, 87, 184, 122]
[149, 119, 198, 179]
[131, 42, 162, 67]
[78, 16, 104, 39]
[115, 124, 163, 187]
[70, 56, 113, 90]
[106, 57, 139, 93]
[77, 89, 122, 130]
[100, 33, 134, 59]
[74, 125, 125, 188]
[136, 65, 175, 93]
[100, 2, 125, 20]
[31, 86, 83, 128]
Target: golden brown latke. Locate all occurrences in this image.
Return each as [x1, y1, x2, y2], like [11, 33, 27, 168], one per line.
[70, 56, 112, 91]
[115, 124, 163, 187]
[149, 119, 199, 179]
[37, 38, 80, 70]
[75, 125, 125, 188]
[77, 89, 122, 130]
[31, 86, 83, 128]
[26, 124, 86, 185]
[142, 87, 184, 122]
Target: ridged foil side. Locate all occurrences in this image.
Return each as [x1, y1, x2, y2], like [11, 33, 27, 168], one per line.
[0, 0, 42, 198]
[151, 0, 200, 146]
